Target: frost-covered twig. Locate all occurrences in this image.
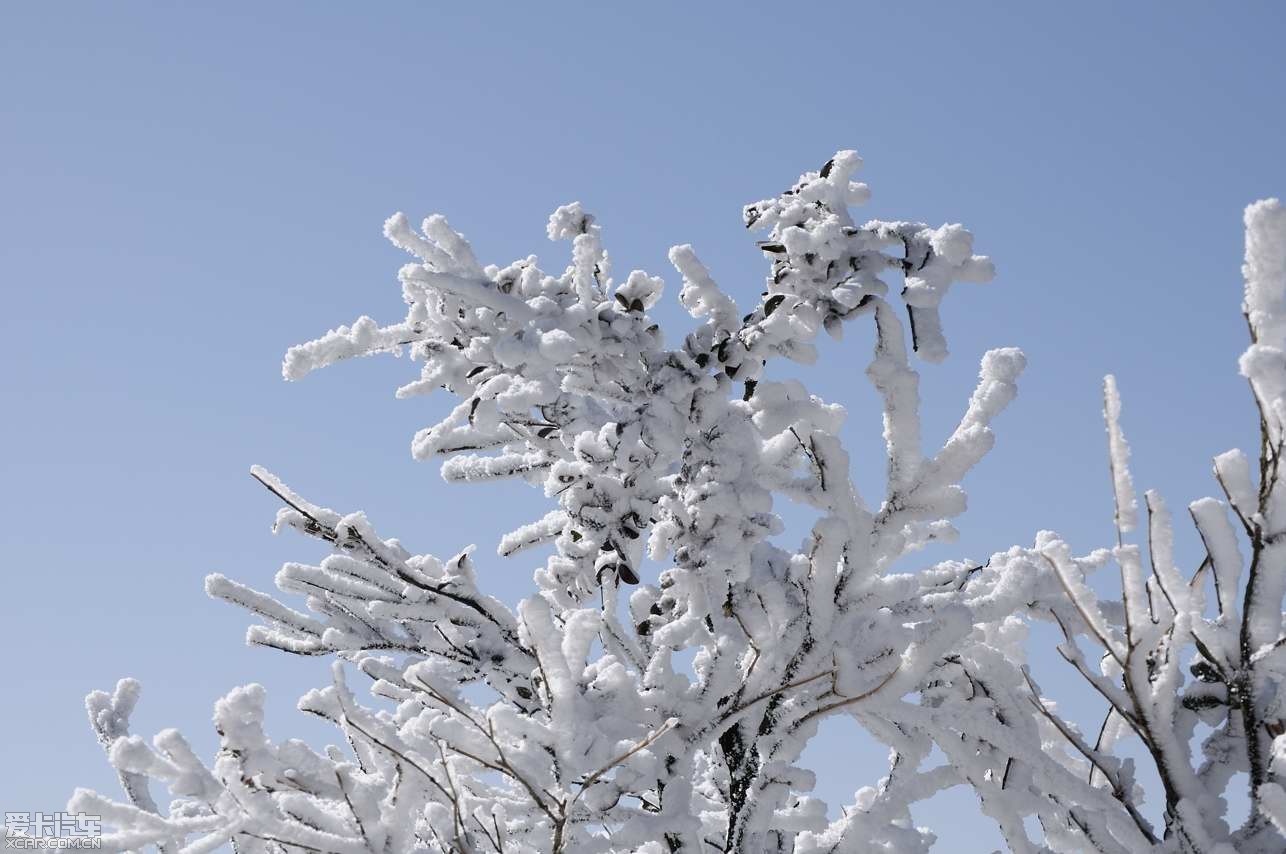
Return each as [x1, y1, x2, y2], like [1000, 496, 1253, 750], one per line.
[955, 199, 1286, 853]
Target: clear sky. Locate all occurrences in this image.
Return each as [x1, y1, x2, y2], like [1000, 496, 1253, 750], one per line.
[3, 3, 1286, 849]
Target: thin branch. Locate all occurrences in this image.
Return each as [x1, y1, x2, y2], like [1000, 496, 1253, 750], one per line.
[1022, 668, 1157, 845]
[570, 719, 677, 810]
[791, 666, 900, 730]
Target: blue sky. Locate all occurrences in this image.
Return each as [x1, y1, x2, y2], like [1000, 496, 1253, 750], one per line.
[3, 3, 1286, 848]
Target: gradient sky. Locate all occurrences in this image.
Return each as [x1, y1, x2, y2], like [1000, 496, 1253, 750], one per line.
[4, 3, 1286, 849]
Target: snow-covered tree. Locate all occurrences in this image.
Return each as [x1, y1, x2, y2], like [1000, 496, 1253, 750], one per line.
[70, 153, 1286, 853]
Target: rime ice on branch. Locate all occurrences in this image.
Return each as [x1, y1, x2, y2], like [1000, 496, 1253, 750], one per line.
[76, 151, 1040, 853]
[929, 199, 1286, 854]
